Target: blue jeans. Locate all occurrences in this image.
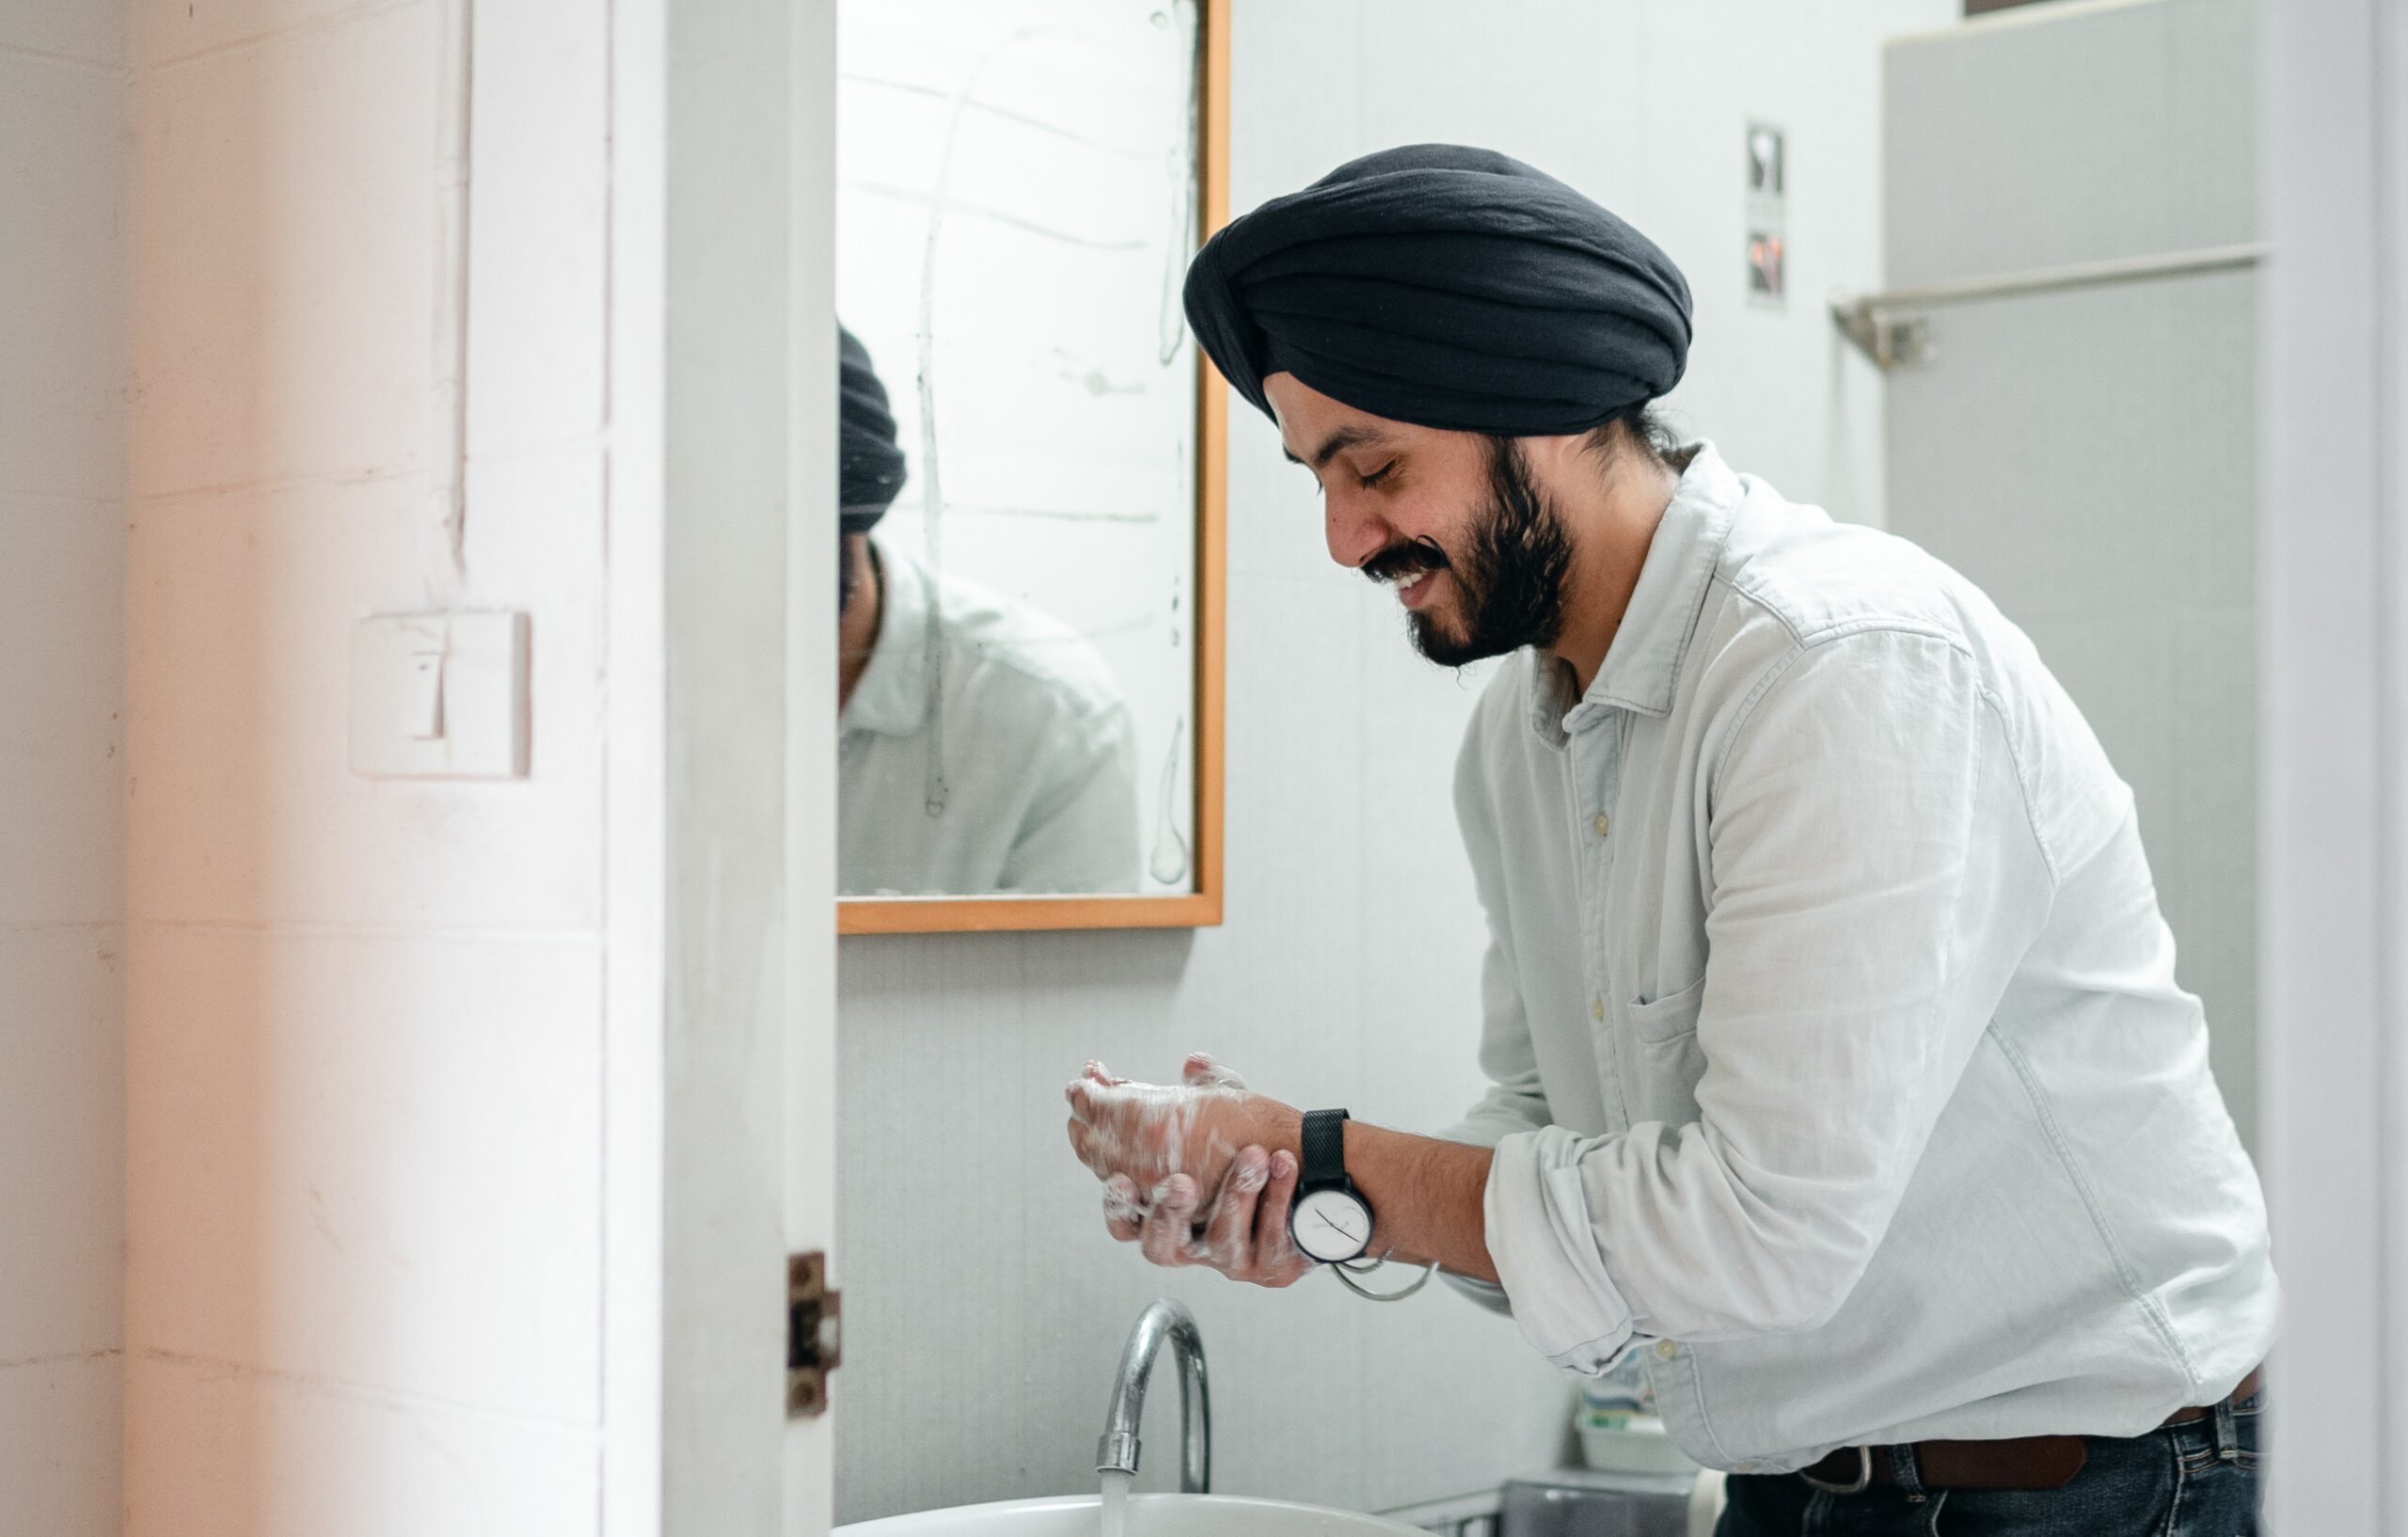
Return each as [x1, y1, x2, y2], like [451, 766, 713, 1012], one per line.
[1716, 1393, 2263, 1536]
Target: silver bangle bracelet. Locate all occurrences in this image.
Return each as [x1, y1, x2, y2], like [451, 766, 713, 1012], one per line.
[1326, 1254, 1438, 1303]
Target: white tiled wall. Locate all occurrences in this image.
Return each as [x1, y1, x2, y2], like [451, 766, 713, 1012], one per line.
[125, 927, 604, 1421]
[832, 0, 1953, 1523]
[0, 1354, 120, 1534]
[122, 1352, 602, 1537]
[129, 3, 439, 499]
[0, 7, 127, 1535]
[1881, 0, 2262, 1151]
[0, 54, 125, 502]
[1884, 0, 2257, 286]
[123, 0, 618, 1529]
[123, 462, 608, 930]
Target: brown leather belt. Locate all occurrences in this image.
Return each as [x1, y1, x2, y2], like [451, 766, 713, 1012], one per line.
[1795, 1368, 2264, 1494]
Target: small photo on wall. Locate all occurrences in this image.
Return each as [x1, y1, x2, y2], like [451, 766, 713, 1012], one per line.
[1747, 123, 1785, 197]
[1745, 121, 1787, 309]
[1747, 230, 1785, 301]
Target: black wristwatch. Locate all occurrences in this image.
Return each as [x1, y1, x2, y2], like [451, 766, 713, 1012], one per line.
[1287, 1109, 1374, 1263]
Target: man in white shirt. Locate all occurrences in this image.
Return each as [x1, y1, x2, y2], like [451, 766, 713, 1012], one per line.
[1062, 147, 2273, 1535]
[837, 325, 1141, 896]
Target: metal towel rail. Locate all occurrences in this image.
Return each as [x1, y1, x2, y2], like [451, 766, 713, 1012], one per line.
[1379, 1488, 1501, 1537]
[1830, 241, 2269, 369]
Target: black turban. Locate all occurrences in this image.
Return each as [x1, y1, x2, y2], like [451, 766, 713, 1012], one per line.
[1182, 144, 1692, 436]
[839, 323, 908, 532]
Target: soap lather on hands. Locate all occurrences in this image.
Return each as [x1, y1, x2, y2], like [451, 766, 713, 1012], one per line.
[1065, 1054, 1315, 1289]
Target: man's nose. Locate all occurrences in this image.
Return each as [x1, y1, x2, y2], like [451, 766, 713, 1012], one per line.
[1324, 495, 1387, 570]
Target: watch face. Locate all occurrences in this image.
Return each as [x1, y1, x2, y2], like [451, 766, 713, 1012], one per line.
[1290, 1187, 1373, 1263]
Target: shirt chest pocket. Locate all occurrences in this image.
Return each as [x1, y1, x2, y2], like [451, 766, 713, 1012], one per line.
[1614, 977, 1708, 1128]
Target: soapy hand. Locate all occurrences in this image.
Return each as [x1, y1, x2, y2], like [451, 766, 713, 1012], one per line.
[1065, 1055, 1314, 1289]
[1063, 1054, 1283, 1196]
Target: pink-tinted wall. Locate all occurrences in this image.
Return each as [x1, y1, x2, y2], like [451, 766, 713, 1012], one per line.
[124, 0, 620, 1530]
[0, 3, 127, 1532]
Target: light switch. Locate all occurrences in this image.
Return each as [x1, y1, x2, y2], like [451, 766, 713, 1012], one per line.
[404, 640, 446, 740]
[350, 611, 530, 779]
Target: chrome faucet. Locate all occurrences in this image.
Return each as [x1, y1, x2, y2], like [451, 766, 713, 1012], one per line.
[1095, 1298, 1212, 1494]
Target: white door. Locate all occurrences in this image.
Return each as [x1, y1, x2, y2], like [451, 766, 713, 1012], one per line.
[787, 0, 842, 1529]
[647, 0, 839, 1529]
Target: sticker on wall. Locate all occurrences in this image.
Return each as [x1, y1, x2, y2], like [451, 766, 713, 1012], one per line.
[1745, 121, 1786, 308]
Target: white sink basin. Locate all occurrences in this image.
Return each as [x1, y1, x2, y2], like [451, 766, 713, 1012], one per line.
[836, 1493, 1433, 1537]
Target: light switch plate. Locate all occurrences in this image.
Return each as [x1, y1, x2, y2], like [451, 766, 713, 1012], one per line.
[349, 611, 530, 779]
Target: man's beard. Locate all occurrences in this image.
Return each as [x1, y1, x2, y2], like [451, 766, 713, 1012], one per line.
[1361, 436, 1573, 668]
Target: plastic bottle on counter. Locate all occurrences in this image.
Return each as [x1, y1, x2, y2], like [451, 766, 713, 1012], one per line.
[1576, 1345, 1702, 1477]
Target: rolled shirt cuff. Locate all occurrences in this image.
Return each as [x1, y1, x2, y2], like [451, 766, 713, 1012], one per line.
[1485, 1126, 1638, 1374]
[1438, 1272, 1514, 1316]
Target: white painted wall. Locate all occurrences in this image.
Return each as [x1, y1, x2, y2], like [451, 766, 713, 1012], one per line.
[0, 4, 128, 1534]
[121, 0, 626, 1530]
[832, 0, 1951, 1523]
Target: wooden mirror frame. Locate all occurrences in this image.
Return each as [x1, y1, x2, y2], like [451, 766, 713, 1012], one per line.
[837, 0, 1228, 936]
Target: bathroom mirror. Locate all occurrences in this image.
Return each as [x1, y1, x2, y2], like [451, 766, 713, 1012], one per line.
[833, 0, 1228, 933]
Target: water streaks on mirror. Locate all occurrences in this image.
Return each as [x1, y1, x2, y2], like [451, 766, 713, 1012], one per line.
[881, 501, 1163, 526]
[1149, 716, 1190, 887]
[848, 178, 1150, 252]
[909, 25, 1065, 819]
[1156, 0, 1201, 367]
[837, 0, 1204, 899]
[839, 71, 1160, 159]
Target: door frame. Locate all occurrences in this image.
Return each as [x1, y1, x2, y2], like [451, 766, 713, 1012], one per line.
[2261, 1, 2408, 1529]
[614, 0, 841, 1530]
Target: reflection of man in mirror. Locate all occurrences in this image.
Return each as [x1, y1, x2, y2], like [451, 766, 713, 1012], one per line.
[1063, 147, 2272, 1534]
[1747, 122, 1784, 197]
[835, 325, 1143, 896]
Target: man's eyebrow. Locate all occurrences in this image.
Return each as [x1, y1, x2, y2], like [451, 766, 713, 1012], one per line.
[1281, 425, 1384, 471]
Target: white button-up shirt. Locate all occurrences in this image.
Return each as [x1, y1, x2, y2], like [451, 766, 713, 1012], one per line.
[840, 540, 1142, 895]
[1445, 443, 2275, 1471]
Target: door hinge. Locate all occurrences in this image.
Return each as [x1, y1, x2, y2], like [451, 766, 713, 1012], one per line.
[787, 1251, 842, 1418]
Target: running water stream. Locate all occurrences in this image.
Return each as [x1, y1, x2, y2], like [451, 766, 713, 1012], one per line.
[1099, 1468, 1133, 1537]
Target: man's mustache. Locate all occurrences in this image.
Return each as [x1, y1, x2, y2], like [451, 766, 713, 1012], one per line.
[1363, 535, 1448, 585]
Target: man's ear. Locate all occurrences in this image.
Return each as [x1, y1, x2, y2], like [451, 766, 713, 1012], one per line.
[838, 531, 871, 611]
[1516, 431, 1592, 483]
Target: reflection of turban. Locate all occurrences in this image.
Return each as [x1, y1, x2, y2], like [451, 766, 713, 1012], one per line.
[1182, 144, 1692, 436]
[839, 324, 908, 531]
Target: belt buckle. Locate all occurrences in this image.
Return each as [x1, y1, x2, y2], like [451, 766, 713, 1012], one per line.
[1800, 1446, 1873, 1496]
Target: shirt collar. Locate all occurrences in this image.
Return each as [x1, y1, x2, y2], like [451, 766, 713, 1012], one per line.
[1526, 439, 1742, 738]
[841, 538, 933, 737]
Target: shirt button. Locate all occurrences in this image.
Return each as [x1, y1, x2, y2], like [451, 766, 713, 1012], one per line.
[1656, 1339, 1679, 1360]
[1592, 813, 1611, 836]
[1590, 997, 1606, 1022]
[1734, 1462, 1759, 1474]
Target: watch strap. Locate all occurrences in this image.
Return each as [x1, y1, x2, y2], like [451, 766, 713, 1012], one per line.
[1300, 1109, 1352, 1192]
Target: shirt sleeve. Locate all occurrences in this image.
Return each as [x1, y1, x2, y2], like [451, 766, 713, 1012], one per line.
[1484, 627, 2059, 1370]
[1441, 710, 1555, 1316]
[997, 700, 1144, 895]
